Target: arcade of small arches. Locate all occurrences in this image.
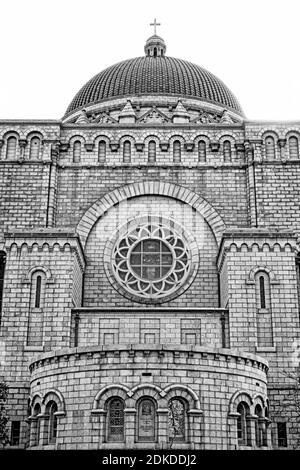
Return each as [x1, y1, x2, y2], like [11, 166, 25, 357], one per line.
[27, 386, 270, 449]
[49, 132, 300, 164]
[1, 130, 300, 163]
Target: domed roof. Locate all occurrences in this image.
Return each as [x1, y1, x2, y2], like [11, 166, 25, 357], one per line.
[64, 35, 243, 117]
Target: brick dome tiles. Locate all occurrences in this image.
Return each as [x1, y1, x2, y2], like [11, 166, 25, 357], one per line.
[65, 56, 243, 117]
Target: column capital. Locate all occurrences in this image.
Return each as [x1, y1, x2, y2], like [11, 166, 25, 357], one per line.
[19, 138, 28, 148]
[278, 138, 287, 148]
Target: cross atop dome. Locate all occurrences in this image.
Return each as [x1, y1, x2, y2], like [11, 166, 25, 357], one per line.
[145, 22, 166, 57]
[150, 18, 161, 35]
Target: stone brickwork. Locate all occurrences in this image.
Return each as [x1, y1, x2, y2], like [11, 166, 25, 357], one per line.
[83, 195, 218, 308]
[28, 346, 268, 450]
[70, 309, 229, 349]
[0, 70, 300, 449]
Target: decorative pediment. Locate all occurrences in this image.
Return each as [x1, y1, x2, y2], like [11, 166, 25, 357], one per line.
[90, 112, 118, 124]
[138, 107, 171, 124]
[192, 110, 221, 124]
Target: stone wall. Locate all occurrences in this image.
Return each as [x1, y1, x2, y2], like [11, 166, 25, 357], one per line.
[70, 309, 229, 349]
[28, 345, 269, 450]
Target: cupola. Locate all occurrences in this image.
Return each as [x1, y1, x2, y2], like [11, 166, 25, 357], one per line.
[144, 35, 166, 57]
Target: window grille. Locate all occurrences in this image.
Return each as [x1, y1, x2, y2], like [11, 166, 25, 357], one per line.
[168, 399, 186, 441]
[108, 398, 124, 441]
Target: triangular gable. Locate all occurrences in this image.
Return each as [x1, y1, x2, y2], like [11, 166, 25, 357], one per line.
[191, 110, 221, 124]
[137, 107, 171, 124]
[91, 112, 118, 124]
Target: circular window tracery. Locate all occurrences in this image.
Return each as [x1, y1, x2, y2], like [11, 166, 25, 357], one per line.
[109, 220, 196, 302]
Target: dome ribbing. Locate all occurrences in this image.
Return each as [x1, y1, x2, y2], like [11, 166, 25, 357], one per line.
[64, 37, 243, 117]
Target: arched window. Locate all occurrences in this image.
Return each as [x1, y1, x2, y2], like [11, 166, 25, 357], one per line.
[173, 140, 181, 163]
[277, 422, 287, 447]
[237, 402, 251, 446]
[107, 398, 125, 442]
[27, 271, 45, 346]
[137, 398, 156, 442]
[98, 140, 106, 163]
[6, 136, 17, 159]
[29, 137, 41, 159]
[259, 275, 266, 309]
[0, 252, 6, 323]
[148, 140, 156, 163]
[73, 140, 81, 163]
[265, 136, 275, 159]
[289, 136, 299, 159]
[198, 140, 206, 162]
[223, 140, 231, 162]
[31, 403, 41, 446]
[254, 404, 263, 447]
[255, 271, 273, 347]
[168, 398, 187, 442]
[123, 140, 131, 163]
[35, 275, 42, 308]
[255, 271, 270, 310]
[46, 401, 58, 444]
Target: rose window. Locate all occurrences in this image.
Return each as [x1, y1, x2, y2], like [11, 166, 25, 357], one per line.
[111, 222, 192, 301]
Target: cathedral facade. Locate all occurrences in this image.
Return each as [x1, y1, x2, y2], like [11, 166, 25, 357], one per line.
[0, 33, 300, 450]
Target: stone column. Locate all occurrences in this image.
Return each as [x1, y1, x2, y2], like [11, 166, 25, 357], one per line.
[157, 407, 169, 449]
[124, 408, 136, 448]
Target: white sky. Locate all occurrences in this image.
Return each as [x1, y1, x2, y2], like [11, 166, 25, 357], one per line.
[0, 0, 299, 121]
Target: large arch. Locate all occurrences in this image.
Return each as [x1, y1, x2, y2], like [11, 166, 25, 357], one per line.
[76, 180, 226, 247]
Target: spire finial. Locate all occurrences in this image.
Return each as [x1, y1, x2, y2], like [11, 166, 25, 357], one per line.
[150, 18, 161, 35]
